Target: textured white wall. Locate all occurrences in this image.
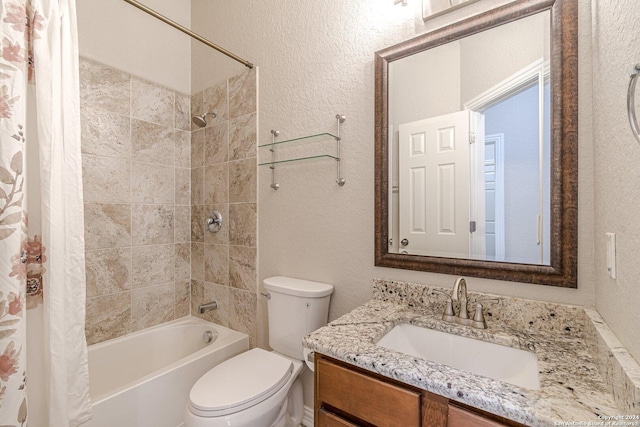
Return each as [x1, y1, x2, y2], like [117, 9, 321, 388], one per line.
[77, 0, 191, 93]
[192, 0, 594, 318]
[592, 0, 640, 363]
[190, 0, 595, 408]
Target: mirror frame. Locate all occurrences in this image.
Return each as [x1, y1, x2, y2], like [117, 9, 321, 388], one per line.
[374, 0, 578, 287]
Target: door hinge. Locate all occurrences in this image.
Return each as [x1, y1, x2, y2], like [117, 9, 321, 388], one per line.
[469, 132, 476, 144]
[469, 221, 477, 233]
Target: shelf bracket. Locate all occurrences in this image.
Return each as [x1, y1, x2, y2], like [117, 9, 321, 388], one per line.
[336, 114, 346, 186]
[269, 130, 280, 190]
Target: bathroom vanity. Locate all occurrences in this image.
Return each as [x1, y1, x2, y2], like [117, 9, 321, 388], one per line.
[315, 353, 524, 426]
[304, 279, 640, 427]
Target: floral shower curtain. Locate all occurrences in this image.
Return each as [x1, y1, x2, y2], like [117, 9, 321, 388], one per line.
[0, 0, 91, 426]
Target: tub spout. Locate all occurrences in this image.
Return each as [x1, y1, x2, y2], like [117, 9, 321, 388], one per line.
[198, 301, 218, 314]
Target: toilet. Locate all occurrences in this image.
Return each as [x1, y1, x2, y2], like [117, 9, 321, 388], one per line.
[184, 276, 333, 427]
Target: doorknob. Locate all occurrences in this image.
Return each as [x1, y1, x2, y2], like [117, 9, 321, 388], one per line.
[401, 238, 409, 247]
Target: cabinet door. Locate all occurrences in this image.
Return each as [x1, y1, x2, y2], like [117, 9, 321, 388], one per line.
[448, 405, 510, 427]
[317, 409, 360, 427]
[317, 359, 421, 427]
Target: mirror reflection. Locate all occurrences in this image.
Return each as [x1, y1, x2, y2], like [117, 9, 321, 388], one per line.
[387, 11, 551, 265]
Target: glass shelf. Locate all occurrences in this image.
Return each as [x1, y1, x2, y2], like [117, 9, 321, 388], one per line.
[257, 132, 339, 149]
[261, 114, 346, 188]
[258, 154, 338, 167]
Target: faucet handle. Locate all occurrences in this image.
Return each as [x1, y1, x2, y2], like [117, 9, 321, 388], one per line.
[471, 299, 498, 329]
[431, 289, 456, 322]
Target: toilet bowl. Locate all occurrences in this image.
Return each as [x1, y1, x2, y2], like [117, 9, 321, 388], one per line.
[185, 277, 333, 427]
[184, 349, 304, 427]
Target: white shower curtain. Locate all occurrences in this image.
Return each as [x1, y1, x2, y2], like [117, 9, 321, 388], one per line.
[0, 0, 91, 425]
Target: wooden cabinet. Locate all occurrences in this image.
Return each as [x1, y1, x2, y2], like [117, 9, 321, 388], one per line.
[314, 354, 525, 427]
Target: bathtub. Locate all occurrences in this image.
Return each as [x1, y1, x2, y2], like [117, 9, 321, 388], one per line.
[84, 316, 249, 427]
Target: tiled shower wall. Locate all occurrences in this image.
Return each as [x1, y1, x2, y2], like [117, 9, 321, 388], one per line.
[189, 69, 258, 347]
[80, 57, 192, 345]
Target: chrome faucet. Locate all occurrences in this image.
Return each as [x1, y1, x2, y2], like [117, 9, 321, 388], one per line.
[434, 278, 497, 329]
[452, 278, 469, 321]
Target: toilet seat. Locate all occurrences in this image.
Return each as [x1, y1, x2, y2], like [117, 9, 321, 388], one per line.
[188, 348, 293, 417]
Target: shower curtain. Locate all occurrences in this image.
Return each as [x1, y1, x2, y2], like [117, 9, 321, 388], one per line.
[0, 0, 91, 425]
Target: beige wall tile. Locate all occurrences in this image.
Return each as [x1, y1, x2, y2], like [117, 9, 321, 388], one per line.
[82, 154, 131, 203]
[191, 243, 205, 281]
[131, 119, 175, 165]
[175, 92, 191, 132]
[132, 162, 175, 204]
[191, 129, 205, 168]
[132, 283, 175, 331]
[81, 59, 198, 345]
[132, 204, 174, 245]
[205, 122, 229, 165]
[229, 113, 256, 161]
[84, 203, 131, 249]
[79, 57, 130, 115]
[175, 168, 191, 205]
[86, 292, 131, 345]
[204, 243, 229, 286]
[204, 164, 228, 204]
[191, 167, 204, 206]
[191, 280, 229, 326]
[175, 205, 191, 243]
[229, 288, 257, 346]
[81, 107, 130, 158]
[229, 157, 256, 203]
[175, 130, 191, 168]
[175, 243, 191, 280]
[229, 69, 256, 119]
[131, 77, 175, 128]
[203, 80, 228, 125]
[132, 244, 175, 288]
[188, 72, 257, 340]
[85, 248, 132, 298]
[191, 205, 205, 242]
[229, 246, 256, 292]
[175, 280, 191, 318]
[229, 203, 256, 247]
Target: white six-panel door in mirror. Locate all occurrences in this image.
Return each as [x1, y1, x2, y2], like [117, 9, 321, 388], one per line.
[399, 111, 470, 258]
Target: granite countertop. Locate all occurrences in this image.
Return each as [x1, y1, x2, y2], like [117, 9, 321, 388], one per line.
[303, 279, 640, 427]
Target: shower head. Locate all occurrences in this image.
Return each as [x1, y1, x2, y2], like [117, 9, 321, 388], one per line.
[192, 111, 217, 128]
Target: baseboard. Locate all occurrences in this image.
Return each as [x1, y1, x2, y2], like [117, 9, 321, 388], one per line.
[301, 405, 314, 427]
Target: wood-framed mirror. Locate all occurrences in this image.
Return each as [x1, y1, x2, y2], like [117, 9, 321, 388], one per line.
[374, 0, 578, 287]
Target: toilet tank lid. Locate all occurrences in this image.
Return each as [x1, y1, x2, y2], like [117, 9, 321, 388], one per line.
[263, 276, 334, 298]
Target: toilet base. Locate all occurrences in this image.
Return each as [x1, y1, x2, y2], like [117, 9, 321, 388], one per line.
[272, 377, 303, 427]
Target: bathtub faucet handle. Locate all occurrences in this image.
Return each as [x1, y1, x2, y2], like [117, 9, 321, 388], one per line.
[198, 301, 218, 314]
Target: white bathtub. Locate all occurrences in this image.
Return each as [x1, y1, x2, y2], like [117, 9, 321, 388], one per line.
[84, 316, 249, 427]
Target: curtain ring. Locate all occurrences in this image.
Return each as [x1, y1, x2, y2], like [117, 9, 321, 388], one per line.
[627, 63, 640, 144]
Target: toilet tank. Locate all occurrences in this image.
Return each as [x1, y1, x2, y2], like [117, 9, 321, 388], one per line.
[264, 276, 333, 360]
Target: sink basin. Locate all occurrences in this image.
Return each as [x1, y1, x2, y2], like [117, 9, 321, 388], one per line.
[376, 324, 540, 390]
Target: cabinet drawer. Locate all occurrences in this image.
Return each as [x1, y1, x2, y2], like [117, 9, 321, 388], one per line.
[317, 359, 421, 427]
[317, 409, 359, 427]
[448, 405, 510, 427]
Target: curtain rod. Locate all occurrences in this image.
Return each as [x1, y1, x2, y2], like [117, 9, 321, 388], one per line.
[121, 0, 254, 69]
